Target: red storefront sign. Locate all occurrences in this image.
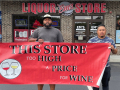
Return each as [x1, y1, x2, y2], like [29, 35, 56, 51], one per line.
[0, 42, 110, 87]
[22, 2, 106, 14]
[14, 29, 28, 42]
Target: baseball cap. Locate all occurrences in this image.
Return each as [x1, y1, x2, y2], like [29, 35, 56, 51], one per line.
[43, 14, 52, 20]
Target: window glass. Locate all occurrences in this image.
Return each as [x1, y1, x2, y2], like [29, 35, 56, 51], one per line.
[116, 15, 120, 43]
[13, 15, 60, 42]
[13, 16, 28, 29]
[75, 16, 91, 19]
[93, 16, 103, 19]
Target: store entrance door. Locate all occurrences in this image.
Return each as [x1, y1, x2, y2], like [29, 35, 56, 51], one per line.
[74, 21, 103, 43]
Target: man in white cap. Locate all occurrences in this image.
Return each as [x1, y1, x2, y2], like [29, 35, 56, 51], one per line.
[28, 14, 63, 90]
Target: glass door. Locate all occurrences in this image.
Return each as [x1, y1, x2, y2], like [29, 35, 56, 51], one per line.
[74, 21, 103, 43]
[89, 22, 103, 39]
[74, 15, 104, 43]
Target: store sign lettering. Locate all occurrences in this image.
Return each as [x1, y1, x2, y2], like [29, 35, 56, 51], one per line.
[75, 3, 106, 13]
[57, 4, 73, 13]
[57, 2, 73, 15]
[22, 3, 56, 14]
[22, 2, 106, 14]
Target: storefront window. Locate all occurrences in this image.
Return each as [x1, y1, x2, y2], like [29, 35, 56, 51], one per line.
[13, 16, 28, 29]
[116, 15, 120, 44]
[13, 15, 60, 42]
[29, 15, 43, 29]
[29, 15, 60, 36]
[13, 15, 28, 42]
[29, 15, 43, 36]
[51, 16, 60, 30]
[75, 16, 91, 19]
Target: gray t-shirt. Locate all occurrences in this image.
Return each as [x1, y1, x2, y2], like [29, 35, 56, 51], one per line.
[29, 27, 63, 42]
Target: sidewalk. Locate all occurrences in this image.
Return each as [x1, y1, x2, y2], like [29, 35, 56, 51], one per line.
[110, 55, 120, 62]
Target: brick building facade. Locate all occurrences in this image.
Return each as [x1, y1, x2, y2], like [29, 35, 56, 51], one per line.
[1, 1, 120, 54]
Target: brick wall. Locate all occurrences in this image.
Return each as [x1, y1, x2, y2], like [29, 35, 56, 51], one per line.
[104, 1, 120, 55]
[61, 15, 73, 42]
[1, 1, 22, 42]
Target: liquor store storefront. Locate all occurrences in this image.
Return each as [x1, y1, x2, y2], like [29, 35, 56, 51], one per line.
[13, 15, 60, 42]
[1, 1, 120, 54]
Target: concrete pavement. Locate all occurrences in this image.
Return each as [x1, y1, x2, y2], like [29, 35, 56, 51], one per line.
[110, 55, 120, 62]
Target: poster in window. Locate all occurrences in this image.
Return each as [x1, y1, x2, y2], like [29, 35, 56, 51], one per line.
[30, 29, 35, 36]
[14, 29, 28, 42]
[15, 19, 27, 27]
[52, 21, 58, 26]
[116, 30, 120, 43]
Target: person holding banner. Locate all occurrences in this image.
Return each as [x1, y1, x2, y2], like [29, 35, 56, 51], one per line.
[28, 14, 63, 90]
[88, 24, 117, 90]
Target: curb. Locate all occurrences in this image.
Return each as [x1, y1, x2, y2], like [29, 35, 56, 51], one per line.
[110, 55, 120, 62]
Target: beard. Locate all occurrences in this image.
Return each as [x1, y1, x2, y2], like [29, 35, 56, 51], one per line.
[100, 36, 104, 38]
[43, 23, 52, 28]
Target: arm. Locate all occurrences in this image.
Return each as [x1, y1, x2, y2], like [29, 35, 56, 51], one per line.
[109, 40, 117, 54]
[28, 38, 37, 42]
[57, 30, 64, 42]
[109, 45, 117, 54]
[112, 48, 117, 54]
[28, 28, 44, 44]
